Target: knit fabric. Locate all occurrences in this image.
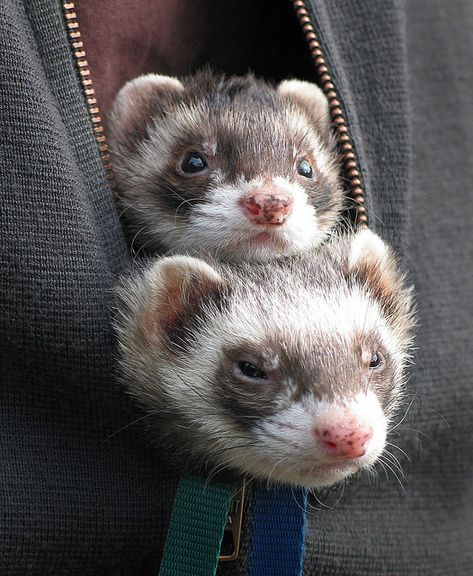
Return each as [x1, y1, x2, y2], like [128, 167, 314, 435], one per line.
[0, 1, 178, 574]
[0, 0, 472, 574]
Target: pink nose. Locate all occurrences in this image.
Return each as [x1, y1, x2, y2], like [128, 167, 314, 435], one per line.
[315, 425, 373, 459]
[241, 191, 293, 225]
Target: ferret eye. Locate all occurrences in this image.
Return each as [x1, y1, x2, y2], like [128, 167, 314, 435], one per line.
[181, 152, 208, 174]
[369, 352, 384, 369]
[297, 159, 313, 179]
[237, 361, 268, 380]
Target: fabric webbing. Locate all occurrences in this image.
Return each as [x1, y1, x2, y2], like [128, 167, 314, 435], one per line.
[249, 486, 308, 576]
[159, 474, 235, 576]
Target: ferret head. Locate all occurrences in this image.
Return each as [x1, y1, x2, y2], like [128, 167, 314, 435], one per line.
[116, 230, 415, 488]
[109, 70, 342, 261]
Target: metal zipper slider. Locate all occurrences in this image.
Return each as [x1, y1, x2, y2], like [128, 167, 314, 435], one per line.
[220, 479, 246, 561]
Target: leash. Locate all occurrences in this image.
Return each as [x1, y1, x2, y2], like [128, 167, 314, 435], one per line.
[159, 474, 308, 576]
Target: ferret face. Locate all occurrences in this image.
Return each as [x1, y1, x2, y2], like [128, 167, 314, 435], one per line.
[115, 230, 415, 488]
[109, 71, 342, 261]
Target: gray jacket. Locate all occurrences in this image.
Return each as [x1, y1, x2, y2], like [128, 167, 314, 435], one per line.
[0, 1, 471, 574]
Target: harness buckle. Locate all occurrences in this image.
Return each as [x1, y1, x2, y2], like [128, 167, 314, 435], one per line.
[219, 479, 246, 561]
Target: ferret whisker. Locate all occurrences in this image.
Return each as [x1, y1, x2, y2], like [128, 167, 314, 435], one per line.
[101, 411, 159, 444]
[382, 450, 406, 479]
[265, 457, 289, 489]
[264, 417, 305, 432]
[158, 181, 192, 201]
[210, 441, 260, 454]
[308, 477, 346, 511]
[408, 402, 450, 429]
[132, 236, 160, 260]
[380, 452, 404, 477]
[365, 464, 380, 489]
[207, 430, 257, 443]
[377, 455, 407, 493]
[403, 426, 436, 444]
[116, 203, 134, 220]
[385, 441, 411, 463]
[403, 391, 434, 399]
[377, 459, 390, 483]
[130, 223, 156, 255]
[289, 484, 310, 513]
[310, 488, 335, 510]
[325, 478, 346, 509]
[263, 429, 304, 448]
[333, 478, 347, 508]
[390, 394, 418, 432]
[174, 197, 202, 222]
[204, 461, 234, 484]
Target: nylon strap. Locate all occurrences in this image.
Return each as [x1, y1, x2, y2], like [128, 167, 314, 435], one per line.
[159, 474, 235, 576]
[249, 486, 308, 576]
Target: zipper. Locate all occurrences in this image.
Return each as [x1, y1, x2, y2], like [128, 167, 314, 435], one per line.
[62, 2, 115, 189]
[291, 0, 368, 226]
[62, 0, 365, 221]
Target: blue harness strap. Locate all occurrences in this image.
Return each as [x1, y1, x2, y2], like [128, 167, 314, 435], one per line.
[248, 486, 308, 576]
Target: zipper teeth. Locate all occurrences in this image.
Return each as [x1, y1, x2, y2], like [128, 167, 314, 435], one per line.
[291, 0, 367, 226]
[62, 2, 115, 188]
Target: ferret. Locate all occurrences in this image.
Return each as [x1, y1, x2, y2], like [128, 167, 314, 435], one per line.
[108, 69, 343, 261]
[115, 229, 415, 488]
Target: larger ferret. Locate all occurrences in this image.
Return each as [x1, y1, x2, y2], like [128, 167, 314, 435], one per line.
[115, 230, 415, 488]
[108, 70, 343, 261]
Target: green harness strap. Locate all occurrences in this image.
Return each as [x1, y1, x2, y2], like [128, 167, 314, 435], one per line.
[159, 474, 235, 576]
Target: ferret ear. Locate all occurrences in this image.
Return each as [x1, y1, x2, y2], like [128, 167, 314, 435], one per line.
[345, 229, 412, 312]
[277, 79, 331, 134]
[346, 229, 397, 291]
[347, 229, 391, 272]
[142, 256, 223, 344]
[108, 74, 184, 149]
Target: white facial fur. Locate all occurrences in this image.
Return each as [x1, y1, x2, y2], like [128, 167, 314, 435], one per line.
[242, 391, 387, 487]
[168, 175, 325, 261]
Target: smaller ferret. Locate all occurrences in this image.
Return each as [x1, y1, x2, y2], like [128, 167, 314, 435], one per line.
[115, 230, 415, 488]
[108, 69, 343, 261]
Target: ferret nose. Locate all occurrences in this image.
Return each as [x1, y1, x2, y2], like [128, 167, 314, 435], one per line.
[315, 425, 373, 459]
[241, 190, 293, 225]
